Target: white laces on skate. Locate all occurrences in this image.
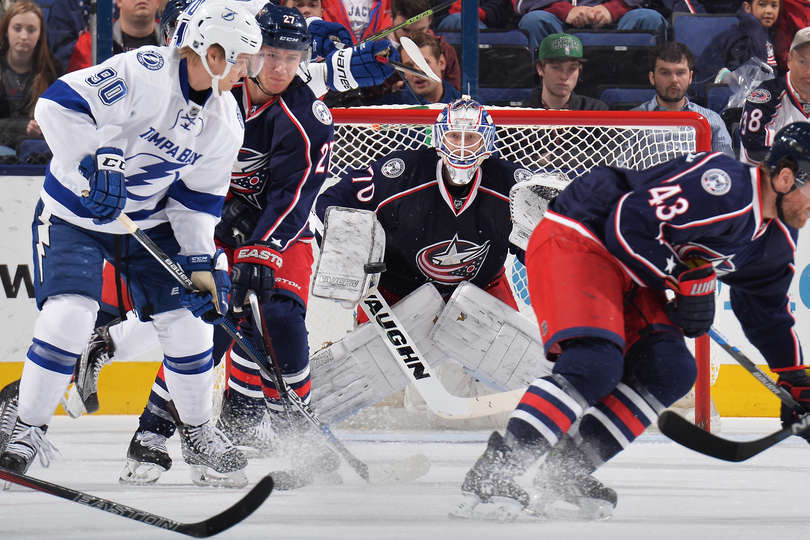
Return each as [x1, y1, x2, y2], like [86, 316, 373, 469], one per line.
[7, 425, 60, 468]
[135, 430, 168, 452]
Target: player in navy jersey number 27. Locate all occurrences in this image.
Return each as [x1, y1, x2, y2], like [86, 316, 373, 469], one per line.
[0, 0, 264, 484]
[453, 122, 810, 522]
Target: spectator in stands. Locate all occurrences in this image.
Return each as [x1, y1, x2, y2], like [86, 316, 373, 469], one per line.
[45, 0, 90, 73]
[516, 0, 667, 59]
[633, 41, 734, 155]
[696, 0, 780, 84]
[773, 0, 810, 72]
[434, 0, 518, 33]
[0, 1, 58, 155]
[522, 33, 608, 109]
[285, 0, 323, 19]
[321, 0, 391, 43]
[389, 0, 460, 90]
[66, 0, 161, 72]
[377, 30, 460, 104]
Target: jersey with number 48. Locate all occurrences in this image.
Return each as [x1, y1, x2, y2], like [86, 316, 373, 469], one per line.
[550, 151, 800, 367]
[34, 46, 243, 256]
[739, 75, 810, 165]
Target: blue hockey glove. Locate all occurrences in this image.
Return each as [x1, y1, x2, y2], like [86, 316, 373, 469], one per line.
[326, 40, 398, 92]
[177, 250, 230, 324]
[79, 147, 127, 225]
[777, 369, 810, 443]
[230, 243, 283, 312]
[664, 261, 716, 338]
[214, 196, 260, 249]
[308, 19, 353, 59]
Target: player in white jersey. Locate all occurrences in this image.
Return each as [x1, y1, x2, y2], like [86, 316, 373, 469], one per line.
[0, 0, 263, 485]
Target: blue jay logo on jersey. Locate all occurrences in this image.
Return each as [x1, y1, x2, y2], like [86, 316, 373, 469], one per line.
[170, 107, 205, 136]
[125, 153, 186, 200]
[416, 235, 491, 284]
[136, 50, 164, 71]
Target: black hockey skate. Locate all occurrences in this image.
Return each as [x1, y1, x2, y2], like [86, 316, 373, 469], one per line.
[0, 417, 57, 475]
[119, 430, 172, 485]
[180, 421, 248, 488]
[450, 431, 531, 521]
[215, 397, 276, 458]
[0, 379, 20, 454]
[529, 435, 617, 520]
[70, 324, 115, 416]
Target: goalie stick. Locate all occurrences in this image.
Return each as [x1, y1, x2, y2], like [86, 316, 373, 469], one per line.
[114, 214, 428, 485]
[0, 467, 273, 537]
[656, 326, 810, 461]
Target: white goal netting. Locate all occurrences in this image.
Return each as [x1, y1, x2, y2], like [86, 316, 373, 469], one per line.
[306, 106, 719, 431]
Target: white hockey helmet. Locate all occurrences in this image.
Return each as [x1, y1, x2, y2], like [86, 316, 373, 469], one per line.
[433, 96, 496, 186]
[171, 0, 263, 95]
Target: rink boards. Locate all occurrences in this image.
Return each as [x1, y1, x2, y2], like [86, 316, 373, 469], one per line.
[1, 174, 807, 417]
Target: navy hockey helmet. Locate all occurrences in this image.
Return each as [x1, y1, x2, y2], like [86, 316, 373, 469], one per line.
[160, 0, 192, 45]
[255, 3, 311, 58]
[764, 122, 810, 186]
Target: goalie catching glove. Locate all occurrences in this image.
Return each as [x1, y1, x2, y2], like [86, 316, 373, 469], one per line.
[230, 243, 283, 310]
[79, 147, 127, 224]
[326, 40, 398, 92]
[664, 261, 716, 338]
[777, 368, 810, 443]
[177, 249, 230, 324]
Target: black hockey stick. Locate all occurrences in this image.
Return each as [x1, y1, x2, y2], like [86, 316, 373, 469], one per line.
[0, 467, 273, 537]
[656, 327, 810, 461]
[115, 214, 428, 485]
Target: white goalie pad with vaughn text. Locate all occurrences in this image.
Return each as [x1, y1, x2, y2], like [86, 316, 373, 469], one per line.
[309, 283, 446, 425]
[430, 281, 552, 391]
[312, 206, 385, 307]
[508, 172, 569, 251]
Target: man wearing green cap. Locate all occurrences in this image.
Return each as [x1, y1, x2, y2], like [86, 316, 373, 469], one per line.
[522, 33, 608, 110]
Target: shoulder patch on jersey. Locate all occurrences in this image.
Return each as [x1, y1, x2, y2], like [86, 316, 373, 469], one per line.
[312, 100, 332, 125]
[514, 168, 533, 183]
[381, 157, 405, 178]
[746, 88, 771, 104]
[136, 50, 164, 71]
[701, 168, 732, 196]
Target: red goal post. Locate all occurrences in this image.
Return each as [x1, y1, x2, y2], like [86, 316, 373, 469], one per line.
[327, 106, 715, 429]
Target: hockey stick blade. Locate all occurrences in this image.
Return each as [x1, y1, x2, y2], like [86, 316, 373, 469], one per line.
[0, 467, 273, 537]
[657, 411, 792, 462]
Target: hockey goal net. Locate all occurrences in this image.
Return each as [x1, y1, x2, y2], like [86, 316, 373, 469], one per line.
[314, 106, 718, 431]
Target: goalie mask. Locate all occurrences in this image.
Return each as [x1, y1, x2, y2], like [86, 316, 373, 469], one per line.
[171, 0, 263, 96]
[434, 97, 496, 186]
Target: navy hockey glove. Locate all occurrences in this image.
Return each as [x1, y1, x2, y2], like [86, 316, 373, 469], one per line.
[326, 40, 398, 92]
[177, 250, 230, 324]
[308, 19, 353, 59]
[777, 369, 810, 443]
[214, 196, 259, 249]
[230, 243, 283, 312]
[79, 147, 127, 224]
[664, 262, 716, 338]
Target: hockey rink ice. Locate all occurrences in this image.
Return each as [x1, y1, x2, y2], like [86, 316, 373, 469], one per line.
[1, 416, 809, 540]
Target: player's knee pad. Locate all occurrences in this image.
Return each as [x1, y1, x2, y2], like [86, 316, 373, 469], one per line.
[625, 331, 696, 407]
[151, 308, 214, 359]
[33, 294, 98, 355]
[552, 338, 624, 404]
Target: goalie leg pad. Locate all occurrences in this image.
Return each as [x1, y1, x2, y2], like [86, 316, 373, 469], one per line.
[310, 283, 445, 425]
[430, 282, 552, 391]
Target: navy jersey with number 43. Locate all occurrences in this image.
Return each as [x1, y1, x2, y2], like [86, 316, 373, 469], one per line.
[551, 151, 801, 370]
[229, 78, 334, 251]
[315, 147, 534, 298]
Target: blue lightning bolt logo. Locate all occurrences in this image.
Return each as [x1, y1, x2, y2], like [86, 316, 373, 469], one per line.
[125, 153, 186, 201]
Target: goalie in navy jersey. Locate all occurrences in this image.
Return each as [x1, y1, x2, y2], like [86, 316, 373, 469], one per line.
[315, 96, 532, 311]
[454, 122, 810, 522]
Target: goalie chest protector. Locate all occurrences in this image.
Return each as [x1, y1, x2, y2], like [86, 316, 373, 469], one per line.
[316, 147, 530, 298]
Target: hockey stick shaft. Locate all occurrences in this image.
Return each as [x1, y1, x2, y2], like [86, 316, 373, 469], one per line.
[359, 289, 523, 419]
[113, 214, 372, 482]
[361, 0, 455, 44]
[0, 467, 273, 537]
[244, 292, 371, 481]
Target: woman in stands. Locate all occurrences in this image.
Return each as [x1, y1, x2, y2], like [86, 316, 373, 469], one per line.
[0, 1, 58, 160]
